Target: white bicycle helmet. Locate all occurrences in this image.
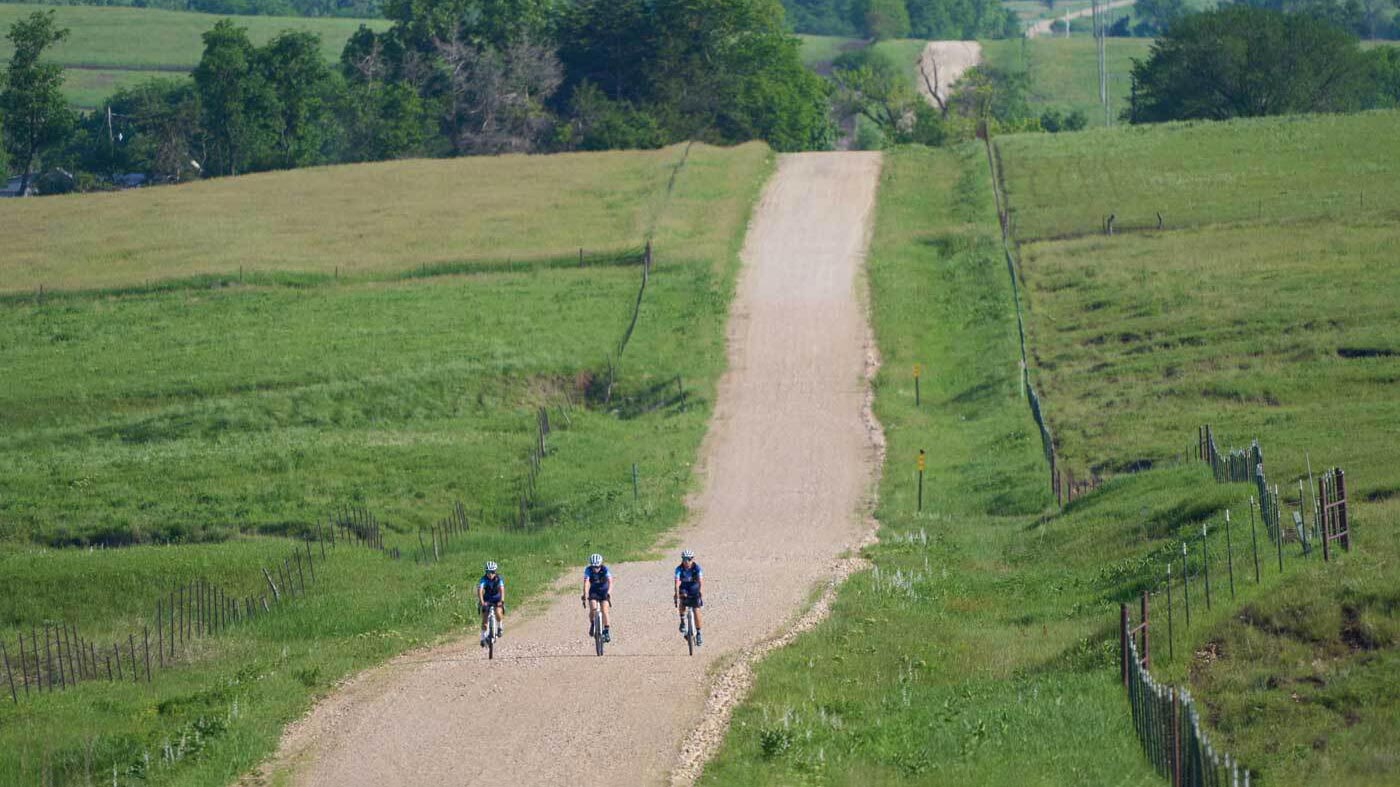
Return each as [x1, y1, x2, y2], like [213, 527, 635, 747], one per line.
[589, 553, 603, 567]
[681, 549, 695, 560]
[484, 561, 498, 572]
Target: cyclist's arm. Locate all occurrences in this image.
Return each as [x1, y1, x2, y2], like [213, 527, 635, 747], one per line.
[582, 569, 591, 599]
[498, 578, 505, 605]
[476, 581, 485, 605]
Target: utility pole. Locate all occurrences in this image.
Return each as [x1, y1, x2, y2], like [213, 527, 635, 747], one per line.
[1093, 0, 1110, 126]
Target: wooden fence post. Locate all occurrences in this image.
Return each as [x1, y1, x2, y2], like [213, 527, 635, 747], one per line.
[1120, 603, 1130, 688]
[2, 640, 16, 703]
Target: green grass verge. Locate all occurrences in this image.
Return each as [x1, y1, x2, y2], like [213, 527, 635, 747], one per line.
[0, 143, 774, 785]
[701, 144, 1184, 784]
[997, 110, 1400, 783]
[0, 4, 384, 70]
[0, 143, 758, 294]
[980, 36, 1153, 127]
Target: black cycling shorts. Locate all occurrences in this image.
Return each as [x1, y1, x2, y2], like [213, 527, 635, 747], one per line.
[679, 593, 703, 609]
[587, 592, 611, 603]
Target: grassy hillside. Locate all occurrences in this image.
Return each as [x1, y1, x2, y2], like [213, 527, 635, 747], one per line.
[0, 143, 773, 786]
[56, 66, 172, 109]
[997, 110, 1400, 782]
[0, 3, 385, 106]
[705, 112, 1400, 785]
[997, 111, 1400, 239]
[0, 4, 382, 69]
[980, 36, 1153, 126]
[2, 147, 704, 293]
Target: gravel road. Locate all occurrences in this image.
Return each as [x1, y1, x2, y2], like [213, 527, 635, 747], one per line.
[256, 152, 884, 787]
[917, 41, 983, 109]
[1026, 0, 1137, 38]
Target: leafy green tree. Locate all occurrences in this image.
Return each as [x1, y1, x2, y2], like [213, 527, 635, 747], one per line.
[905, 0, 1020, 39]
[1127, 6, 1373, 122]
[1135, 0, 1189, 34]
[1367, 44, 1400, 106]
[75, 78, 203, 181]
[194, 20, 278, 175]
[259, 31, 335, 168]
[381, 0, 556, 51]
[779, 0, 861, 35]
[336, 38, 429, 161]
[832, 49, 943, 146]
[1, 11, 76, 196]
[558, 0, 833, 151]
[856, 0, 911, 40]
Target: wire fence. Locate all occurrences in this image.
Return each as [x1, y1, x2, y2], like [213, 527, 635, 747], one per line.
[1121, 596, 1252, 787]
[1107, 426, 1357, 781]
[983, 133, 1100, 507]
[3, 231, 667, 705]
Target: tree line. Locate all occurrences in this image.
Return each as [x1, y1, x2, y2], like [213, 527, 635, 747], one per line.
[1127, 6, 1400, 123]
[781, 0, 1018, 40]
[0, 0, 383, 20]
[2, 0, 833, 194]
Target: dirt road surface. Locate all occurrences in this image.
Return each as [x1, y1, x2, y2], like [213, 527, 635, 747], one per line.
[1025, 0, 1136, 38]
[917, 41, 983, 109]
[259, 152, 884, 787]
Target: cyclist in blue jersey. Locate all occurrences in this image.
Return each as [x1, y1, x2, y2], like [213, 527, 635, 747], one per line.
[477, 561, 505, 647]
[674, 549, 704, 647]
[581, 553, 614, 642]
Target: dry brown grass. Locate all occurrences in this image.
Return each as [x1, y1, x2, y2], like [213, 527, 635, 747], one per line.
[1, 143, 769, 294]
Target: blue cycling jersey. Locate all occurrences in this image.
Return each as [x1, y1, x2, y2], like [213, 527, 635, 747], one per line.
[675, 562, 702, 593]
[584, 565, 612, 596]
[478, 573, 504, 601]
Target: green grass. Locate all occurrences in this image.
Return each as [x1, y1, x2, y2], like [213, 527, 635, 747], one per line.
[798, 33, 862, 69]
[996, 110, 1400, 239]
[702, 144, 1193, 785]
[870, 38, 929, 88]
[0, 142, 774, 786]
[58, 67, 176, 109]
[0, 4, 384, 70]
[0, 144, 738, 294]
[980, 36, 1153, 127]
[995, 110, 1400, 782]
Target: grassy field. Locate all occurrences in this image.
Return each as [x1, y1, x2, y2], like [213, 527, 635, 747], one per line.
[703, 144, 1206, 784]
[57, 67, 173, 109]
[996, 110, 1400, 239]
[797, 33, 862, 69]
[996, 110, 1400, 782]
[0, 4, 383, 70]
[0, 142, 774, 786]
[0, 146, 714, 293]
[980, 36, 1153, 127]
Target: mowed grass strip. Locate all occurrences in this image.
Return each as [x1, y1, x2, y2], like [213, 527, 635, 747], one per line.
[0, 143, 767, 293]
[995, 109, 1400, 240]
[0, 144, 773, 785]
[0, 4, 382, 70]
[1000, 113, 1400, 782]
[701, 145, 1173, 785]
[58, 67, 179, 109]
[980, 37, 1152, 127]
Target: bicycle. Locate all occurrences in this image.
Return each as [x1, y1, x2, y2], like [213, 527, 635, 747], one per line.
[583, 596, 609, 656]
[481, 603, 502, 660]
[677, 597, 697, 656]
